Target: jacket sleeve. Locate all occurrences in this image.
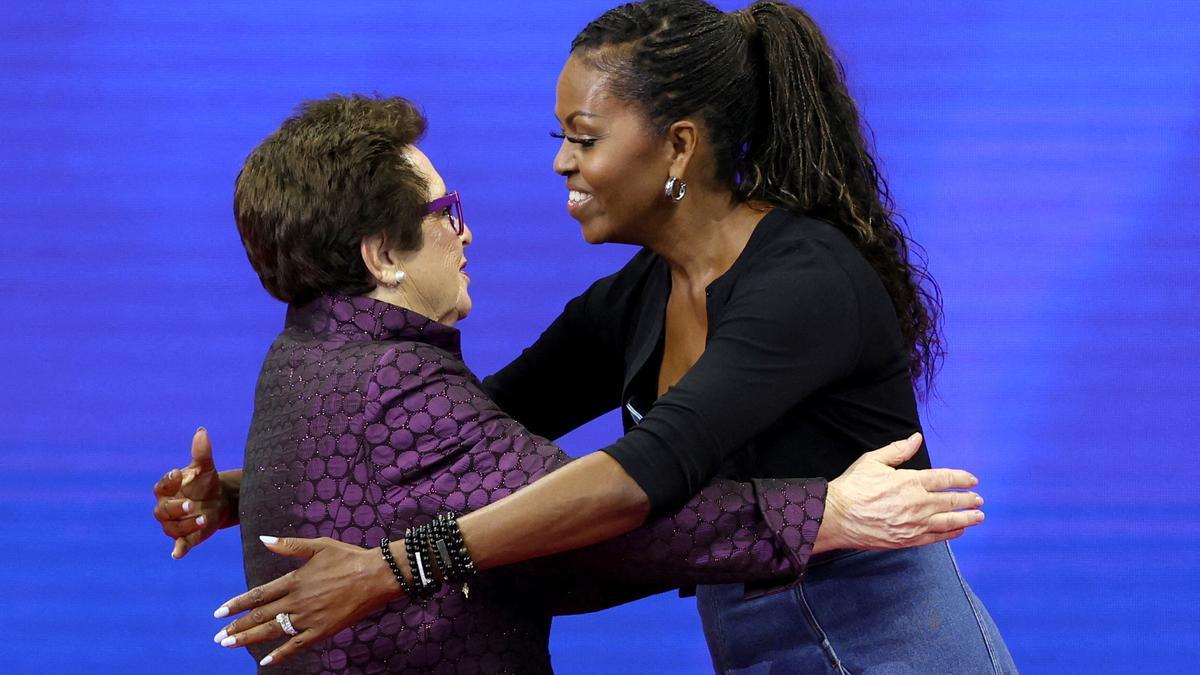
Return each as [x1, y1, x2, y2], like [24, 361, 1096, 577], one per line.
[527, 477, 826, 615]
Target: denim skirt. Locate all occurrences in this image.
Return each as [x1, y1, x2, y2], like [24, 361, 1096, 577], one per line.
[696, 542, 1016, 674]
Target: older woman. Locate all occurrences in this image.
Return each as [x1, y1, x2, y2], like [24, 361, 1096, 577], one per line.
[154, 91, 984, 672]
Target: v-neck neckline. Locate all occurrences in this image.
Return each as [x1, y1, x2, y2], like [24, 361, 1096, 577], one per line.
[623, 208, 787, 419]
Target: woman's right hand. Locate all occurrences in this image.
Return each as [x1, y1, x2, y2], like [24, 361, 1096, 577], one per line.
[152, 428, 231, 558]
[817, 433, 986, 552]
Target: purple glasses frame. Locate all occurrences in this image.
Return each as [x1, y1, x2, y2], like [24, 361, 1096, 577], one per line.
[425, 191, 465, 236]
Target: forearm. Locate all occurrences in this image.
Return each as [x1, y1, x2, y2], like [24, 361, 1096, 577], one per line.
[366, 454, 651, 610]
[537, 477, 825, 585]
[457, 452, 651, 571]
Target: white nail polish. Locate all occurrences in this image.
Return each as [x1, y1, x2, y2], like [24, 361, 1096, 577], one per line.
[259, 535, 279, 545]
[213, 629, 227, 643]
[260, 655, 274, 666]
[182, 500, 192, 514]
[213, 606, 230, 619]
[220, 636, 237, 648]
[196, 515, 207, 528]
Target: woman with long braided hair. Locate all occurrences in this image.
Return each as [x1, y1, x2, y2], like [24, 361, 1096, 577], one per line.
[156, 1, 1014, 671]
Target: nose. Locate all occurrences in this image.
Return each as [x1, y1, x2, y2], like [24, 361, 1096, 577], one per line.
[460, 220, 473, 247]
[552, 138, 575, 176]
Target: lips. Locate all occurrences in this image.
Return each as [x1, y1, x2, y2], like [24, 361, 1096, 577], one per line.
[567, 186, 593, 217]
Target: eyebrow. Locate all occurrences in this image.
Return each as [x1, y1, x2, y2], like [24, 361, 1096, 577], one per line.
[561, 111, 600, 126]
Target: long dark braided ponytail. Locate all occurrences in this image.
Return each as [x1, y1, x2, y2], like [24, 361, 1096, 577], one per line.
[572, 0, 944, 394]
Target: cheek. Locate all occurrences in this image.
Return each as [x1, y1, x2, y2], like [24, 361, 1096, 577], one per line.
[587, 146, 662, 212]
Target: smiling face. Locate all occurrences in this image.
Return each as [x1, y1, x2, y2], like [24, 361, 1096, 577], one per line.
[553, 54, 675, 246]
[394, 146, 473, 324]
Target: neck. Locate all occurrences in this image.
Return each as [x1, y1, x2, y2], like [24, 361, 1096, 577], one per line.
[643, 189, 768, 289]
[367, 286, 457, 327]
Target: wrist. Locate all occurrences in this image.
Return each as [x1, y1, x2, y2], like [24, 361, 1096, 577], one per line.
[369, 542, 407, 602]
[812, 481, 845, 554]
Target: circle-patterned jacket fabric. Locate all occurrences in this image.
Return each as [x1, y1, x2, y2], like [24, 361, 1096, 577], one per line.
[239, 294, 826, 674]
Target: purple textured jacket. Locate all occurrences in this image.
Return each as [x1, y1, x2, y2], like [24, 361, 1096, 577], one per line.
[239, 295, 825, 674]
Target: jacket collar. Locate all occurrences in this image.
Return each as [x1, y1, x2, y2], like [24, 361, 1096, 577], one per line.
[286, 294, 462, 356]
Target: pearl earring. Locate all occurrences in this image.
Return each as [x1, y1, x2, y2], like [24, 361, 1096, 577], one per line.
[393, 270, 406, 285]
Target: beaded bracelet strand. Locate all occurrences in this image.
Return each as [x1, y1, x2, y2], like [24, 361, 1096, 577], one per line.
[379, 537, 416, 600]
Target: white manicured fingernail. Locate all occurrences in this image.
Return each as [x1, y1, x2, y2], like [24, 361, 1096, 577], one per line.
[213, 629, 227, 643]
[259, 535, 278, 545]
[260, 655, 274, 666]
[196, 515, 207, 528]
[221, 636, 237, 647]
[182, 500, 192, 514]
[213, 606, 230, 619]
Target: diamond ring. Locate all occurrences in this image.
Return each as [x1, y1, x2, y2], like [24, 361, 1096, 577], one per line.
[275, 612, 298, 636]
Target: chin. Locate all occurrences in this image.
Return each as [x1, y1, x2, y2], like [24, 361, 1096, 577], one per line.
[456, 296, 472, 321]
[579, 219, 614, 245]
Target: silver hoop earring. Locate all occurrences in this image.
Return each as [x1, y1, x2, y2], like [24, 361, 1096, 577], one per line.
[393, 269, 406, 286]
[664, 176, 687, 202]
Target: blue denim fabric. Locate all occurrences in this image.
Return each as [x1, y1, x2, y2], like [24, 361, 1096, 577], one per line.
[696, 542, 1016, 674]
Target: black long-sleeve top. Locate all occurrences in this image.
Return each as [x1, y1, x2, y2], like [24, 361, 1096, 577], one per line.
[484, 209, 931, 514]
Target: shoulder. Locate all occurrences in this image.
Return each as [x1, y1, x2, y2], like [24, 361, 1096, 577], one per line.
[365, 340, 476, 395]
[731, 210, 891, 305]
[756, 211, 863, 271]
[727, 213, 853, 295]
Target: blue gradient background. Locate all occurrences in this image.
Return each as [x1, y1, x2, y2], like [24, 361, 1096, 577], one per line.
[2, 1, 1197, 672]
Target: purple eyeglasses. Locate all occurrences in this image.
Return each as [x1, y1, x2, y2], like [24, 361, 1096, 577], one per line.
[425, 191, 465, 236]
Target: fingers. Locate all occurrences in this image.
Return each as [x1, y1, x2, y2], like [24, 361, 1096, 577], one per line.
[916, 467, 978, 492]
[153, 497, 191, 522]
[862, 432, 923, 468]
[174, 520, 216, 559]
[190, 427, 216, 473]
[930, 491, 984, 513]
[259, 629, 317, 667]
[927, 509, 985, 534]
[215, 575, 290, 619]
[260, 535, 325, 560]
[215, 603, 291, 649]
[160, 514, 207, 539]
[153, 469, 183, 498]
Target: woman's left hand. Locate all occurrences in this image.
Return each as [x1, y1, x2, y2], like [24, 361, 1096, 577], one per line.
[212, 536, 402, 667]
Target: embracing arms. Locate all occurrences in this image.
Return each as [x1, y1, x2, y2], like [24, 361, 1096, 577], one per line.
[154, 428, 981, 664]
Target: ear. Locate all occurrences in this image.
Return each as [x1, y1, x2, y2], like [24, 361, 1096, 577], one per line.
[360, 234, 391, 285]
[665, 119, 699, 180]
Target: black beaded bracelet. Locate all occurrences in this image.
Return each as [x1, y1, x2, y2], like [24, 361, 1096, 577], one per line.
[439, 512, 476, 581]
[404, 525, 441, 598]
[379, 537, 416, 600]
[416, 526, 443, 595]
[430, 517, 459, 583]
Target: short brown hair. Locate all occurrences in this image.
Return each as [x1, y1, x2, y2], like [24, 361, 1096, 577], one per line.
[234, 94, 429, 305]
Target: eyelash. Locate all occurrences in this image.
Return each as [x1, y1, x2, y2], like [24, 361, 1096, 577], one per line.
[550, 131, 597, 148]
